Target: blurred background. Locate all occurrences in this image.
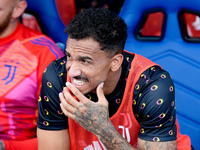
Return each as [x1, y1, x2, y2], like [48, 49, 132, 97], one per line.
[23, 0, 200, 149]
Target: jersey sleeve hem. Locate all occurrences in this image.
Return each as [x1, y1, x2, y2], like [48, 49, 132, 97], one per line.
[138, 133, 177, 142]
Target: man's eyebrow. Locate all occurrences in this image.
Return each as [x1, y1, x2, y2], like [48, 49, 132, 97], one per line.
[79, 56, 93, 61]
[65, 51, 70, 55]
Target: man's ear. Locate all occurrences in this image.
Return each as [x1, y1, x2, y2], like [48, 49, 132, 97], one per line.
[12, 1, 27, 19]
[110, 53, 123, 72]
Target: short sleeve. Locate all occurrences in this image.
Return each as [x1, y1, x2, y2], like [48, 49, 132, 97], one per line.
[133, 66, 176, 142]
[37, 57, 69, 130]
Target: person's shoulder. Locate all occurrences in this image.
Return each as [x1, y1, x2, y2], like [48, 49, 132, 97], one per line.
[20, 23, 65, 58]
[42, 56, 66, 84]
[144, 66, 170, 79]
[20, 23, 56, 43]
[47, 56, 67, 73]
[20, 23, 43, 36]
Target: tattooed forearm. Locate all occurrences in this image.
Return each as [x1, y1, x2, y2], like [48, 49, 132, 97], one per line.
[0, 140, 5, 150]
[73, 101, 177, 150]
[74, 102, 110, 135]
[138, 138, 177, 150]
[74, 102, 136, 150]
[99, 124, 136, 150]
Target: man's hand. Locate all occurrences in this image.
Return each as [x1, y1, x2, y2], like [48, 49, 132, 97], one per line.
[0, 140, 5, 150]
[59, 82, 110, 137]
[59, 82, 136, 150]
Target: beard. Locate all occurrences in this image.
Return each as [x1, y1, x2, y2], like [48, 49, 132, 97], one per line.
[0, 10, 13, 36]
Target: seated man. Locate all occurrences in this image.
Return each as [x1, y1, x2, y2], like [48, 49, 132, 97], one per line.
[0, 0, 64, 149]
[37, 8, 191, 150]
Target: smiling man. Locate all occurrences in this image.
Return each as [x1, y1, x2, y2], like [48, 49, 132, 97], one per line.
[37, 8, 191, 150]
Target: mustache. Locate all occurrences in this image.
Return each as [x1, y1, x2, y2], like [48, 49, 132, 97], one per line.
[74, 76, 89, 82]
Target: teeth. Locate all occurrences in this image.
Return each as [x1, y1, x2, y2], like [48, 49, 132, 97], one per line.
[73, 79, 85, 86]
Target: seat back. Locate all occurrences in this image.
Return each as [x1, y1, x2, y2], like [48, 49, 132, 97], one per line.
[25, 0, 76, 48]
[120, 0, 200, 149]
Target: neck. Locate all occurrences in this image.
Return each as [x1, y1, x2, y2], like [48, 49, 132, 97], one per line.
[0, 19, 18, 38]
[103, 66, 122, 95]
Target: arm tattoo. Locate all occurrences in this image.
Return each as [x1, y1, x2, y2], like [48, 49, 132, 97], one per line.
[74, 102, 110, 136]
[99, 126, 135, 150]
[74, 102, 178, 150]
[74, 102, 136, 150]
[0, 140, 5, 150]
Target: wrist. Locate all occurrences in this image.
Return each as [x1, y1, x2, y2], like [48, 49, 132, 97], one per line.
[98, 122, 135, 150]
[99, 122, 124, 146]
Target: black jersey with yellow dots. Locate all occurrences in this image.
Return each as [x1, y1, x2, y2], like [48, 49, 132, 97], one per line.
[37, 51, 176, 142]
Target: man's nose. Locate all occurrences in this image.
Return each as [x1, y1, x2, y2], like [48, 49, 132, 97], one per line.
[66, 61, 81, 77]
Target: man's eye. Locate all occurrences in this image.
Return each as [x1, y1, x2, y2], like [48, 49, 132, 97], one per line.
[83, 60, 89, 64]
[66, 53, 71, 58]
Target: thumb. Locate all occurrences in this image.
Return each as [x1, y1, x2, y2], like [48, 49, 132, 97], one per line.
[96, 82, 107, 105]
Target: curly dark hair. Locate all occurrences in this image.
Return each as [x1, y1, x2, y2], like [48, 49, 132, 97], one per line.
[65, 7, 128, 56]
